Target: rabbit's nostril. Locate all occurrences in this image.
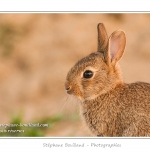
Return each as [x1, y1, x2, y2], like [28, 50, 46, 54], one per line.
[65, 82, 71, 93]
[66, 86, 71, 91]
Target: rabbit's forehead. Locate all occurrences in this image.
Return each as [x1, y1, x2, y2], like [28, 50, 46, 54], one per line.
[76, 52, 104, 68]
[66, 52, 104, 80]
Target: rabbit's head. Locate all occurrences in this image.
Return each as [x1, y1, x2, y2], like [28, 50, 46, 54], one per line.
[65, 23, 126, 101]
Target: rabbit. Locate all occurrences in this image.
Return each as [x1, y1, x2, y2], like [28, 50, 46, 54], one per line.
[65, 23, 150, 137]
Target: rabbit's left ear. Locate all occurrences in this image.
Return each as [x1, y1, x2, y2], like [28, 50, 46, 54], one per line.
[108, 30, 126, 66]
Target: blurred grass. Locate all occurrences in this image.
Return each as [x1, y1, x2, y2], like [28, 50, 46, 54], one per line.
[0, 113, 79, 137]
[106, 13, 124, 21]
[0, 23, 25, 58]
[0, 24, 16, 57]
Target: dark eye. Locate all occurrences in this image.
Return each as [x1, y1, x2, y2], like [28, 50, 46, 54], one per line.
[83, 70, 93, 78]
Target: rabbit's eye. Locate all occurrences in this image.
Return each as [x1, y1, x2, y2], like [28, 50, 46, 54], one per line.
[83, 70, 93, 78]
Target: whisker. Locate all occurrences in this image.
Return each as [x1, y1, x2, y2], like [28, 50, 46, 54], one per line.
[60, 94, 79, 115]
[60, 95, 69, 113]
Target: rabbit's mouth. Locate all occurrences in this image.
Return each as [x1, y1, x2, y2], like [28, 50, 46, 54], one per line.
[65, 82, 84, 100]
[66, 90, 83, 101]
[66, 88, 72, 95]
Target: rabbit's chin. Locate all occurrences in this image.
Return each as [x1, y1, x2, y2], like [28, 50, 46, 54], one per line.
[72, 94, 100, 101]
[68, 90, 102, 101]
[69, 94, 84, 101]
[83, 94, 101, 101]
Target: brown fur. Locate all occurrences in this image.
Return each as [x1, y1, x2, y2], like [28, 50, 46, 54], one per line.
[80, 82, 150, 136]
[65, 23, 150, 136]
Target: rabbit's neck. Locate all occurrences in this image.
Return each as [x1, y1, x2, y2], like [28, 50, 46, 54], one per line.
[79, 83, 125, 136]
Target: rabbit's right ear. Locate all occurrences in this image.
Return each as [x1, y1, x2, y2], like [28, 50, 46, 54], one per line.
[97, 23, 109, 62]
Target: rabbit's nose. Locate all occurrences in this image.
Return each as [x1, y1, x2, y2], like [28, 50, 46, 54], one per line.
[65, 82, 72, 93]
[65, 86, 71, 94]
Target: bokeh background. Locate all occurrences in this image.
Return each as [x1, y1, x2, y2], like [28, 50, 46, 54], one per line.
[0, 13, 150, 136]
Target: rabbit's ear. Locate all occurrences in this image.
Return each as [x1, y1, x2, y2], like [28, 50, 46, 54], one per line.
[108, 30, 126, 66]
[97, 23, 108, 53]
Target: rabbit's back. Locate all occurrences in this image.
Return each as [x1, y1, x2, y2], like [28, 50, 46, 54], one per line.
[80, 82, 150, 136]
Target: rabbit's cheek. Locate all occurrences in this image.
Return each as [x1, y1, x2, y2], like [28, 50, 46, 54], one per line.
[73, 85, 83, 98]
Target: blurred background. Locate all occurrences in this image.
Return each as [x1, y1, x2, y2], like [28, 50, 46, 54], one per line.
[0, 13, 150, 137]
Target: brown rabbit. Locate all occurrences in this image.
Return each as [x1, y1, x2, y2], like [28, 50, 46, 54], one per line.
[65, 23, 150, 136]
